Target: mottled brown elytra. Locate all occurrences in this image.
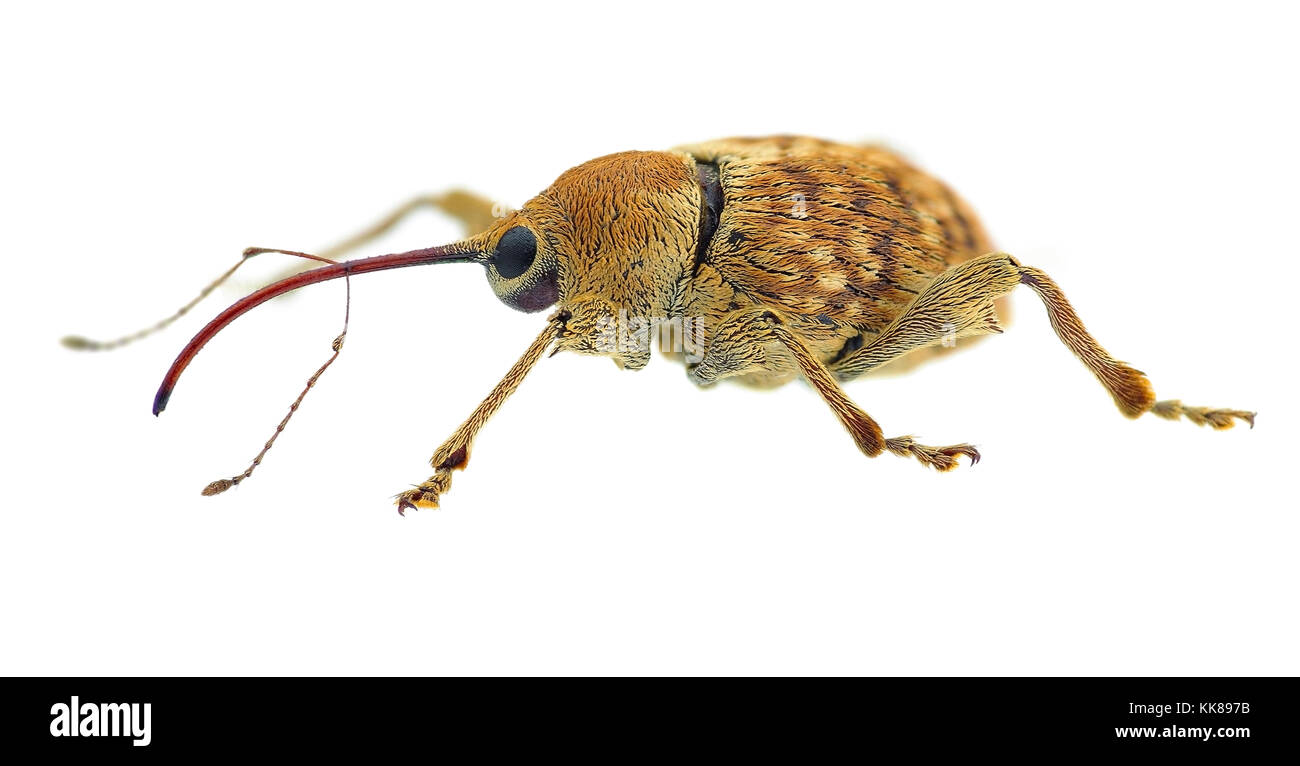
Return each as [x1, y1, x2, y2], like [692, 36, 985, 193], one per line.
[65, 136, 1254, 514]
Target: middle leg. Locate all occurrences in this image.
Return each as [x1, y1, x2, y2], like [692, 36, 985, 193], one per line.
[690, 309, 980, 470]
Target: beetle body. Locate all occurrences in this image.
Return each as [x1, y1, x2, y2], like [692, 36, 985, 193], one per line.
[477, 136, 996, 386]
[81, 135, 1252, 512]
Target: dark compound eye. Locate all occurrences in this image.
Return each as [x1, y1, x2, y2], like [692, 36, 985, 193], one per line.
[493, 226, 536, 279]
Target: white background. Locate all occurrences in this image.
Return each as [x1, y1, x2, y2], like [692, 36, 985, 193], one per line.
[2, 1, 1296, 676]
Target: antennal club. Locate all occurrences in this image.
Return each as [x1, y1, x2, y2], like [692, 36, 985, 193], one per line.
[150, 242, 482, 496]
[202, 249, 352, 496]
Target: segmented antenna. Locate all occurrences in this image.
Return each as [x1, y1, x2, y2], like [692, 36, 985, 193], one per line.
[200, 249, 352, 496]
[62, 248, 274, 352]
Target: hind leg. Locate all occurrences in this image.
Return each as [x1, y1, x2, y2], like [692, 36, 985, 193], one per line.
[832, 252, 1254, 429]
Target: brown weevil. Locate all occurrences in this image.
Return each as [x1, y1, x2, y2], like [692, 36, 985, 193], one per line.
[66, 136, 1255, 513]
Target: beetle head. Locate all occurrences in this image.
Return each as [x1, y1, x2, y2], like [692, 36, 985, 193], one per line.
[472, 150, 702, 366]
[152, 150, 707, 412]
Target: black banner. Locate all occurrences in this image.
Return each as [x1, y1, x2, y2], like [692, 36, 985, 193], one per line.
[3, 677, 1291, 754]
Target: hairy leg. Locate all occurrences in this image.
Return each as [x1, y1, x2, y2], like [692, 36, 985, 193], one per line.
[691, 309, 978, 470]
[395, 312, 563, 514]
[833, 252, 1253, 428]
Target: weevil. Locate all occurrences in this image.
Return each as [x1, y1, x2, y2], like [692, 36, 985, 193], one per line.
[66, 136, 1254, 513]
